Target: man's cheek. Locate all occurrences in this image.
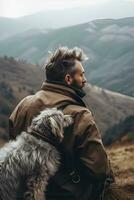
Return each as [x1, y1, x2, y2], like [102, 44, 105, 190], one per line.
[79, 78, 83, 85]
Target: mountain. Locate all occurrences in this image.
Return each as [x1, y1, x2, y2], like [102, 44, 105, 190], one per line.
[0, 16, 53, 40]
[17, 7, 92, 30]
[0, 7, 90, 40]
[15, 0, 134, 30]
[1, 0, 134, 40]
[103, 115, 134, 145]
[0, 56, 134, 145]
[0, 56, 43, 137]
[0, 17, 30, 40]
[0, 17, 134, 96]
[83, 84, 134, 144]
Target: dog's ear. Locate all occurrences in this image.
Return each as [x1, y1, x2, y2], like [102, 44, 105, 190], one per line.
[63, 115, 74, 127]
[48, 117, 64, 140]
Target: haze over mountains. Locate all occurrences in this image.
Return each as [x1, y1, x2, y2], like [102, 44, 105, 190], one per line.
[1, 0, 134, 39]
[0, 17, 134, 96]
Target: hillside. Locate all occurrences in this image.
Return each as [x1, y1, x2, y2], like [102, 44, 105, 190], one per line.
[1, 0, 134, 40]
[0, 56, 134, 145]
[83, 84, 134, 143]
[0, 6, 92, 40]
[105, 143, 134, 200]
[107, 143, 134, 187]
[0, 17, 134, 96]
[0, 56, 43, 136]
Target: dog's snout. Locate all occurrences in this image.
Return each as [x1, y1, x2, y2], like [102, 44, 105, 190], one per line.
[63, 115, 74, 127]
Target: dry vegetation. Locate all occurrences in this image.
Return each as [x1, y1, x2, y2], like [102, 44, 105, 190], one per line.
[107, 143, 134, 187]
[105, 143, 134, 200]
[0, 56, 43, 137]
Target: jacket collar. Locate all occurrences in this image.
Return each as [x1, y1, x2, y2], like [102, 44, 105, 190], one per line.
[41, 80, 86, 107]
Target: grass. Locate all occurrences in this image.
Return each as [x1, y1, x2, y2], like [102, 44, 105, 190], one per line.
[106, 143, 134, 199]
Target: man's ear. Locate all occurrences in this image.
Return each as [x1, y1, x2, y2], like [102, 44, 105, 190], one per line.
[64, 74, 73, 85]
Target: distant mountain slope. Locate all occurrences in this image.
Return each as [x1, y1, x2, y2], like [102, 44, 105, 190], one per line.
[0, 56, 134, 145]
[104, 115, 134, 145]
[0, 7, 91, 39]
[0, 17, 134, 96]
[0, 17, 31, 40]
[83, 84, 134, 141]
[0, 16, 53, 40]
[1, 0, 134, 40]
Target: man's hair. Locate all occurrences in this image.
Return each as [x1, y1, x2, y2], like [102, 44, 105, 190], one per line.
[44, 46, 87, 82]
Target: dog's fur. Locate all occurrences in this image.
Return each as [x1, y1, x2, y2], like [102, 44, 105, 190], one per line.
[0, 107, 73, 200]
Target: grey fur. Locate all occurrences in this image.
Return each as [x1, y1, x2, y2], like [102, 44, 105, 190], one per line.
[0, 107, 73, 200]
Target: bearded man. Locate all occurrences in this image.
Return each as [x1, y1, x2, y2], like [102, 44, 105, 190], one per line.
[9, 47, 115, 200]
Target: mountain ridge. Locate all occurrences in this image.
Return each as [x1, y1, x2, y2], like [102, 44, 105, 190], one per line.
[0, 17, 134, 96]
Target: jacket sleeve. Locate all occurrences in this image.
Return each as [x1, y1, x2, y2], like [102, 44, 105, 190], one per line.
[8, 97, 28, 139]
[74, 109, 115, 182]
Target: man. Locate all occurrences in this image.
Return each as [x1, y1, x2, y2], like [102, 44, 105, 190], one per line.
[9, 47, 115, 199]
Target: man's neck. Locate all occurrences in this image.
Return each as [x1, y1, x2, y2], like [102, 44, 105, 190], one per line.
[45, 80, 86, 98]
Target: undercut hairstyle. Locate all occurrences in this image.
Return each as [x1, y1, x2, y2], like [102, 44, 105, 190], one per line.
[44, 46, 88, 82]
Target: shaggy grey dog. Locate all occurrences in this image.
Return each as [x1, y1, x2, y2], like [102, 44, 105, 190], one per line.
[0, 107, 73, 200]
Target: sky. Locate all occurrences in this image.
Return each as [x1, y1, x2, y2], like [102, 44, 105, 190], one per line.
[1, 0, 134, 18]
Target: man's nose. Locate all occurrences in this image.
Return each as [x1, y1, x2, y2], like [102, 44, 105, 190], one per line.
[83, 76, 87, 83]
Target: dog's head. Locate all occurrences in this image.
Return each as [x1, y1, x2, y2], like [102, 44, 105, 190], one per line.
[28, 107, 73, 142]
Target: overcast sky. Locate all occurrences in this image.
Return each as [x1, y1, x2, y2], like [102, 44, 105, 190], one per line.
[1, 0, 134, 18]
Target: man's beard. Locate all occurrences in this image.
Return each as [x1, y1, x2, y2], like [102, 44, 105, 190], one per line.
[70, 79, 86, 98]
[71, 79, 82, 90]
[45, 78, 86, 98]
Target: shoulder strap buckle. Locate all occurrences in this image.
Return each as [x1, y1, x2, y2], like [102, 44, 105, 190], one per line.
[69, 170, 80, 184]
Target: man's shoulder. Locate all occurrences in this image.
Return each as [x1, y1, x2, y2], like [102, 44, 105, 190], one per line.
[9, 91, 44, 119]
[13, 90, 45, 110]
[14, 94, 34, 111]
[63, 104, 92, 117]
[63, 103, 97, 128]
